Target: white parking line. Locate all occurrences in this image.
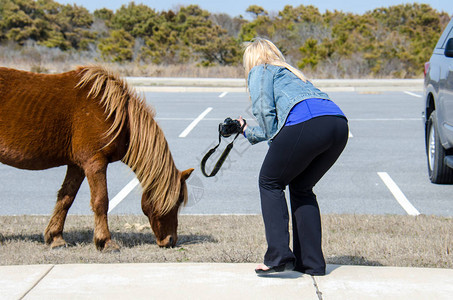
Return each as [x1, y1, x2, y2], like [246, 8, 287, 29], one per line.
[404, 91, 422, 98]
[377, 172, 420, 216]
[179, 107, 213, 138]
[219, 92, 228, 98]
[108, 178, 140, 213]
[349, 130, 353, 138]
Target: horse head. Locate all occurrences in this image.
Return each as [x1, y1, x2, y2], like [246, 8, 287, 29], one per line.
[141, 168, 194, 247]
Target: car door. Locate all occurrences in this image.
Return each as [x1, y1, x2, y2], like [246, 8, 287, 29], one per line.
[439, 25, 453, 144]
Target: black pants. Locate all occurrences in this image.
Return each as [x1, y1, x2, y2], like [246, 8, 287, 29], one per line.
[259, 115, 348, 275]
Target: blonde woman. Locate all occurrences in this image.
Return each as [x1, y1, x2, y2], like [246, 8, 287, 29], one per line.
[238, 38, 348, 276]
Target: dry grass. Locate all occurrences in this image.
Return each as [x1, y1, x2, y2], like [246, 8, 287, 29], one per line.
[0, 43, 245, 78]
[106, 63, 245, 78]
[0, 43, 425, 79]
[323, 215, 452, 268]
[0, 60, 245, 78]
[0, 215, 451, 268]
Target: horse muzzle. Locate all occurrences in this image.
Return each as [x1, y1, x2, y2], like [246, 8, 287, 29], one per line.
[157, 235, 177, 248]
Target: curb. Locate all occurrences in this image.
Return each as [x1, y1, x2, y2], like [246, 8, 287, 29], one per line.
[126, 77, 424, 92]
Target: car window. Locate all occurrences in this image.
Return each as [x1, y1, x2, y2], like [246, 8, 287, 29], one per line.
[441, 27, 453, 49]
[436, 18, 453, 49]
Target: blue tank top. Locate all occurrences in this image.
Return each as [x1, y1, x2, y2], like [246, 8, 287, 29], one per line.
[285, 98, 346, 126]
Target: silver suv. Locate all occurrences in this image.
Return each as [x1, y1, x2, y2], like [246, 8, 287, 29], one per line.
[424, 17, 453, 183]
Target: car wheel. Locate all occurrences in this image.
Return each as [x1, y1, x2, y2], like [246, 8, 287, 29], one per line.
[426, 111, 453, 183]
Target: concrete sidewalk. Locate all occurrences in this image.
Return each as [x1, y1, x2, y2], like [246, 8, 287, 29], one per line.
[1, 263, 452, 299]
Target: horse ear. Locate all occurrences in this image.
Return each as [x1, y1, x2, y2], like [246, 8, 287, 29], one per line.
[181, 168, 194, 181]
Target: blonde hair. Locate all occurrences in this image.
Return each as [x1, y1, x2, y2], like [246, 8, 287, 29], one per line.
[243, 37, 307, 82]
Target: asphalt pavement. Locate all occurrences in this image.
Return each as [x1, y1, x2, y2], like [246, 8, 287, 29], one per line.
[1, 85, 451, 216]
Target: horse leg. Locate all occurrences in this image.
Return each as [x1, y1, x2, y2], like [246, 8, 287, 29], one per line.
[84, 157, 120, 252]
[44, 165, 85, 248]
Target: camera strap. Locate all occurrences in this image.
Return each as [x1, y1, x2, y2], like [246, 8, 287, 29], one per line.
[200, 131, 241, 177]
[200, 120, 246, 177]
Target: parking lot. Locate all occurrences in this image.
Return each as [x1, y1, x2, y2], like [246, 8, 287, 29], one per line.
[0, 90, 451, 216]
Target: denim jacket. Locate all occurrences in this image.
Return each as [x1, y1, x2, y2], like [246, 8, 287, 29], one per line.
[244, 64, 331, 145]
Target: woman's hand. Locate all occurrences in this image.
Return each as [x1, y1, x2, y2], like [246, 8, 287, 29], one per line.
[237, 116, 247, 132]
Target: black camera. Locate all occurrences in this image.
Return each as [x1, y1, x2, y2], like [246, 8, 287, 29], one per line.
[219, 117, 244, 137]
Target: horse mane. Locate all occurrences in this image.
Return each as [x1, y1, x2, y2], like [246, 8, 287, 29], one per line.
[75, 65, 181, 215]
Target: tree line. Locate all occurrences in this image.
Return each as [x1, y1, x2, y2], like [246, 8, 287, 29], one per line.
[0, 0, 451, 78]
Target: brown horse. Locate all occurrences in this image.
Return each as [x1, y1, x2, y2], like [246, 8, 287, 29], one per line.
[0, 65, 193, 251]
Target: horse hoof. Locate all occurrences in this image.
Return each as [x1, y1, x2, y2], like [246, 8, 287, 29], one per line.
[50, 238, 67, 249]
[44, 233, 52, 245]
[102, 240, 121, 253]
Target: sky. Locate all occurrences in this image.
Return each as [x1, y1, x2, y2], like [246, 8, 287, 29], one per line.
[56, 0, 452, 17]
